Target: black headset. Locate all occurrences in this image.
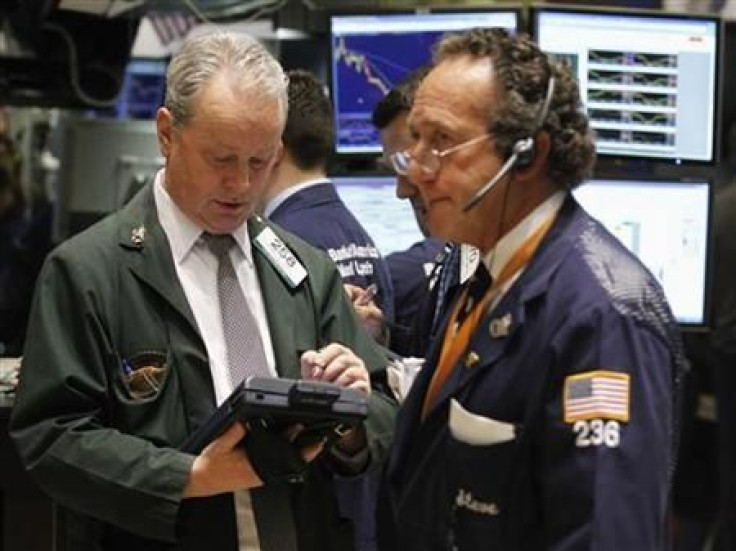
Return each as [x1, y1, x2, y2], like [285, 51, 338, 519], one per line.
[462, 75, 556, 212]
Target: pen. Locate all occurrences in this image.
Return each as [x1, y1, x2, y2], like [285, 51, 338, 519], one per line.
[355, 283, 378, 306]
[121, 358, 133, 376]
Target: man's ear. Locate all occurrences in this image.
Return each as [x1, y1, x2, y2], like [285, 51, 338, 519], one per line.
[156, 107, 174, 158]
[515, 131, 551, 183]
[275, 140, 285, 166]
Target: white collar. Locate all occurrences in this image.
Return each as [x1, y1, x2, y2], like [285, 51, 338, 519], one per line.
[262, 177, 331, 219]
[482, 190, 566, 281]
[154, 170, 254, 266]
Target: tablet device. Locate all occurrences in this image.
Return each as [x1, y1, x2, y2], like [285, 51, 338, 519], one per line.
[181, 376, 369, 454]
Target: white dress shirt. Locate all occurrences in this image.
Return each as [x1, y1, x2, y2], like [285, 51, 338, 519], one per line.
[483, 190, 566, 309]
[153, 171, 277, 405]
[153, 170, 276, 550]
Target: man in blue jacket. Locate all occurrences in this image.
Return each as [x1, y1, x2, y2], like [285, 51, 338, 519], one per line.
[261, 70, 394, 329]
[378, 28, 684, 551]
[371, 67, 448, 358]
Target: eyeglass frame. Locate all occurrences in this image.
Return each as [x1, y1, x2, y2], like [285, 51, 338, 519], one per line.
[387, 132, 492, 177]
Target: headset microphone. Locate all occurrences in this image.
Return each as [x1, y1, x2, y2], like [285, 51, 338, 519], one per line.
[461, 138, 533, 212]
[461, 76, 556, 213]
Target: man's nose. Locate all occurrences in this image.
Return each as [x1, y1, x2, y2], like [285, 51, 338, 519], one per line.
[224, 161, 251, 189]
[407, 158, 434, 188]
[395, 176, 416, 199]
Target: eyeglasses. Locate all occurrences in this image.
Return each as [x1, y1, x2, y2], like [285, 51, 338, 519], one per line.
[387, 133, 491, 177]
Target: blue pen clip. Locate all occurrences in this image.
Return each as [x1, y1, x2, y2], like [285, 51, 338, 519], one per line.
[121, 358, 133, 376]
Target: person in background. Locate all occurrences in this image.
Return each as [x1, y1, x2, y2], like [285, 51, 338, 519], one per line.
[0, 115, 54, 357]
[261, 69, 394, 336]
[0, 131, 29, 355]
[671, 120, 736, 551]
[378, 28, 685, 551]
[10, 32, 397, 551]
[371, 67, 453, 358]
[260, 68, 397, 551]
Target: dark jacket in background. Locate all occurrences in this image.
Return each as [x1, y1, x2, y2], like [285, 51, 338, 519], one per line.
[268, 182, 395, 323]
[385, 238, 444, 356]
[711, 183, 736, 550]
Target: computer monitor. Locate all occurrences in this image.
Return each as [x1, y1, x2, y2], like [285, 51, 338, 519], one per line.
[573, 178, 711, 327]
[332, 175, 424, 256]
[90, 58, 168, 120]
[329, 9, 521, 155]
[533, 7, 720, 163]
[119, 58, 168, 119]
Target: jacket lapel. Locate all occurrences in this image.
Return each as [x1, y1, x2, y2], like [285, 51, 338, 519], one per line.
[421, 298, 525, 422]
[421, 196, 583, 421]
[117, 185, 199, 335]
[388, 289, 459, 475]
[248, 217, 303, 379]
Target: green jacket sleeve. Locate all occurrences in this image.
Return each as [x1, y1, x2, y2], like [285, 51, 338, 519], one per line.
[9, 238, 194, 543]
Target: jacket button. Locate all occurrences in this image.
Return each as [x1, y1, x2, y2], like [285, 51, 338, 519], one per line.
[465, 351, 480, 368]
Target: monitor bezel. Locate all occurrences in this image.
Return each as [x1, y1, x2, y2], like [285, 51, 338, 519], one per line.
[577, 174, 714, 330]
[327, 5, 523, 160]
[530, 4, 722, 167]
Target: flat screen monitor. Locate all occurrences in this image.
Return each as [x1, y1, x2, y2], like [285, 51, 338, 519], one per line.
[91, 58, 168, 120]
[119, 58, 168, 119]
[329, 9, 520, 155]
[573, 178, 711, 327]
[332, 175, 424, 256]
[533, 8, 720, 163]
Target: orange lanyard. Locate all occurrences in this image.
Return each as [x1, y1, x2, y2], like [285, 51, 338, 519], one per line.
[421, 214, 557, 419]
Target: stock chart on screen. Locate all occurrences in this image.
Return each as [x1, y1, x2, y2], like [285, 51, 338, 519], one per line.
[533, 8, 719, 163]
[330, 10, 519, 154]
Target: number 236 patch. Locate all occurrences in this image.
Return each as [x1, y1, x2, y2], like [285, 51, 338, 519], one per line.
[564, 370, 629, 449]
[573, 419, 621, 448]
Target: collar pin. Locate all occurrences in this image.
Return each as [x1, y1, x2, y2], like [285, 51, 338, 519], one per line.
[489, 313, 512, 338]
[130, 225, 146, 247]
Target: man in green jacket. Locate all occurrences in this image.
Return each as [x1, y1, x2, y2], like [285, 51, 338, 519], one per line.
[10, 31, 396, 551]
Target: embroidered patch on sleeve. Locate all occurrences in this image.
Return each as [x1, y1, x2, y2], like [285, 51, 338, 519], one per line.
[563, 370, 630, 423]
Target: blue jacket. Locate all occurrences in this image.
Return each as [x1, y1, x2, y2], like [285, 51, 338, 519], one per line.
[386, 240, 461, 358]
[385, 238, 444, 355]
[378, 196, 684, 551]
[269, 182, 395, 322]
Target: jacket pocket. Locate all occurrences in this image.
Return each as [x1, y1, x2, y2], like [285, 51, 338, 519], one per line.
[446, 400, 522, 551]
[114, 349, 172, 404]
[448, 398, 516, 446]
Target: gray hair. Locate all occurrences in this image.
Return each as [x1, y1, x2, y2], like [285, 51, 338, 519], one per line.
[164, 31, 288, 127]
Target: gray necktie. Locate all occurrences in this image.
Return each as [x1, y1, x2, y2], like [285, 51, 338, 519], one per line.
[204, 233, 297, 551]
[204, 233, 270, 385]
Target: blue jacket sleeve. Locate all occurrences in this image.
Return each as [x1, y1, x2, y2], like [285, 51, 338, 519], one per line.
[538, 305, 675, 550]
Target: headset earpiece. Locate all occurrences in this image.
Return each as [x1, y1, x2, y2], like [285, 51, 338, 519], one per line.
[511, 137, 535, 169]
[461, 74, 556, 212]
[510, 75, 556, 170]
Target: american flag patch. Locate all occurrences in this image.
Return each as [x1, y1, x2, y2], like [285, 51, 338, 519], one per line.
[563, 371, 630, 423]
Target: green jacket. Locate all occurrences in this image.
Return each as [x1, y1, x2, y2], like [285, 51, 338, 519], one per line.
[10, 184, 397, 551]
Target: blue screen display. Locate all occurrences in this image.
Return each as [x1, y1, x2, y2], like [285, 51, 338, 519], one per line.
[330, 11, 519, 155]
[91, 58, 168, 120]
